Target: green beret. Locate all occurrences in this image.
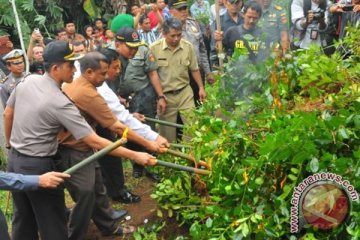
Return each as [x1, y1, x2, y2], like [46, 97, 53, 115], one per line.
[110, 14, 134, 33]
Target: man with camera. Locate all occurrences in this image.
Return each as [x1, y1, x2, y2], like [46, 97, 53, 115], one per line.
[27, 29, 45, 74]
[291, 0, 331, 49]
[329, 0, 360, 39]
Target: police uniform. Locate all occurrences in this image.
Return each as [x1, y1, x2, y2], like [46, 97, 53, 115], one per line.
[0, 49, 25, 109]
[258, 2, 288, 48]
[6, 41, 93, 240]
[150, 38, 198, 142]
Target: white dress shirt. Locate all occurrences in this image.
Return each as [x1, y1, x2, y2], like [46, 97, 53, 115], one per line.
[97, 82, 158, 141]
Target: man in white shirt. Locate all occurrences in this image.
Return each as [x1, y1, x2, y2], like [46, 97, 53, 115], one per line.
[96, 47, 169, 202]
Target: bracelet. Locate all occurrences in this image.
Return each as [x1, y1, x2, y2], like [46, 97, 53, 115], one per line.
[5, 145, 10, 149]
[157, 95, 166, 100]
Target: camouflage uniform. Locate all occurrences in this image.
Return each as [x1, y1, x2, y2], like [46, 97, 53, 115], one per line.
[258, 2, 288, 48]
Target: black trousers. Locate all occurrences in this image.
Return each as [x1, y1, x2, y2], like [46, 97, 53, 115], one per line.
[8, 148, 67, 240]
[0, 209, 10, 240]
[127, 84, 157, 173]
[96, 126, 125, 198]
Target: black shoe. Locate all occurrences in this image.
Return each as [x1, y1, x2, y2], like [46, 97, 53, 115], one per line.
[132, 170, 143, 178]
[111, 209, 128, 221]
[102, 225, 136, 236]
[113, 189, 141, 204]
[145, 171, 161, 182]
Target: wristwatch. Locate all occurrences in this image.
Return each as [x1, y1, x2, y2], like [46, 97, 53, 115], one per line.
[157, 95, 166, 100]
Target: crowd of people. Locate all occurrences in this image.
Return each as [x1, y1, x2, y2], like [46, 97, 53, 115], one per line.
[0, 0, 359, 239]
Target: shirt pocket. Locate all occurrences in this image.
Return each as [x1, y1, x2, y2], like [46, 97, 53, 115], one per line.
[157, 60, 168, 67]
[180, 59, 190, 67]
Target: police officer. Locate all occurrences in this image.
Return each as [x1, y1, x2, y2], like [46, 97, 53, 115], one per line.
[168, 0, 214, 104]
[4, 41, 156, 240]
[0, 49, 25, 108]
[256, 0, 289, 53]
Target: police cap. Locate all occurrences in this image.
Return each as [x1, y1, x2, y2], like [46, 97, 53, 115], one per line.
[2, 49, 24, 64]
[168, 0, 188, 9]
[116, 27, 145, 48]
[43, 40, 83, 64]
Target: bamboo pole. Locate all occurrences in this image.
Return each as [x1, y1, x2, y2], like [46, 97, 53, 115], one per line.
[170, 143, 193, 149]
[11, 0, 30, 73]
[165, 149, 210, 169]
[156, 159, 211, 175]
[145, 116, 184, 129]
[64, 138, 127, 174]
[64, 128, 129, 174]
[215, 0, 225, 89]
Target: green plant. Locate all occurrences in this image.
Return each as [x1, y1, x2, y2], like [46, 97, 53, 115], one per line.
[152, 27, 360, 239]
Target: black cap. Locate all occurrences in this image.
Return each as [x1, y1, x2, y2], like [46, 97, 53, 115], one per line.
[168, 0, 187, 9]
[116, 27, 145, 48]
[43, 41, 84, 63]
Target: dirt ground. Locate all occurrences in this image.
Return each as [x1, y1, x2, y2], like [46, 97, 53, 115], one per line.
[83, 174, 188, 240]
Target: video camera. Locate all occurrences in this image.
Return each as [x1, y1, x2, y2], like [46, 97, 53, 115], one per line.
[312, 9, 325, 21]
[342, 5, 354, 11]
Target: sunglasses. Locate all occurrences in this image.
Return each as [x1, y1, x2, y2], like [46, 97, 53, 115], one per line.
[177, 6, 188, 11]
[9, 61, 24, 65]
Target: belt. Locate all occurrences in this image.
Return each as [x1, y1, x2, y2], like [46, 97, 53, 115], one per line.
[164, 85, 187, 95]
[11, 148, 57, 159]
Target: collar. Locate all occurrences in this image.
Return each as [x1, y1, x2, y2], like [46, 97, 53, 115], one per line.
[161, 38, 184, 51]
[223, 10, 242, 23]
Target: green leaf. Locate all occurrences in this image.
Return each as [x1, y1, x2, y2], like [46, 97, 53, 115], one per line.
[157, 209, 163, 218]
[242, 222, 249, 237]
[309, 157, 319, 173]
[288, 174, 297, 181]
[255, 177, 264, 185]
[34, 15, 46, 25]
[206, 217, 213, 228]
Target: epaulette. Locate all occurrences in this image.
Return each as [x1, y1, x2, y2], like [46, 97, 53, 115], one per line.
[0, 76, 8, 84]
[274, 5, 283, 11]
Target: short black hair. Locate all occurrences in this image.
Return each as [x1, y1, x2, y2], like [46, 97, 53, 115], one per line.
[97, 48, 119, 63]
[54, 28, 66, 36]
[162, 17, 182, 34]
[139, 14, 150, 25]
[94, 18, 103, 23]
[243, 1, 262, 17]
[79, 52, 108, 74]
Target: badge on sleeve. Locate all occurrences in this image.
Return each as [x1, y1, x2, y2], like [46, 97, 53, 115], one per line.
[148, 53, 155, 62]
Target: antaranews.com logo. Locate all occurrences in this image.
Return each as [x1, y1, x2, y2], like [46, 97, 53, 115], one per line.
[290, 172, 359, 233]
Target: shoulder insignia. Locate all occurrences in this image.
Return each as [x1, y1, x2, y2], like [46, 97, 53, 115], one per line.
[0, 76, 8, 84]
[275, 5, 282, 11]
[148, 53, 155, 62]
[191, 25, 198, 33]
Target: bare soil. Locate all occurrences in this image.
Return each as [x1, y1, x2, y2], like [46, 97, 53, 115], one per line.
[83, 175, 189, 239]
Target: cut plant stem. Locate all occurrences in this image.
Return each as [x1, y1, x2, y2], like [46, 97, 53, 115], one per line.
[145, 116, 184, 129]
[156, 159, 211, 175]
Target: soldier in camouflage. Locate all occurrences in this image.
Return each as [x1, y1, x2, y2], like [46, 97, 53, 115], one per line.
[256, 0, 289, 53]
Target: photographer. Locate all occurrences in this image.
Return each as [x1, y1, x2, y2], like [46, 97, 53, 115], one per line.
[27, 29, 45, 74]
[291, 0, 331, 49]
[329, 0, 360, 39]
